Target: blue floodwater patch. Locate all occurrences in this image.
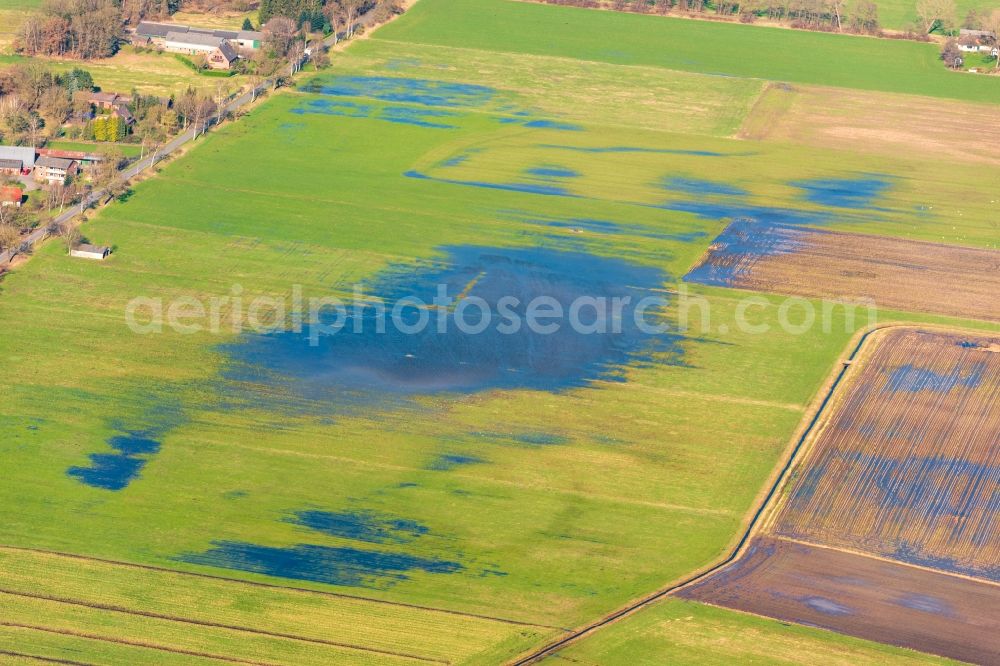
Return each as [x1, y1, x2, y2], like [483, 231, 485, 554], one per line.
[300, 76, 496, 108]
[791, 177, 891, 209]
[379, 106, 460, 129]
[892, 541, 1000, 580]
[683, 219, 806, 287]
[287, 510, 429, 543]
[291, 98, 373, 118]
[539, 144, 747, 157]
[219, 245, 682, 408]
[784, 448, 1000, 580]
[799, 596, 853, 616]
[660, 176, 748, 197]
[177, 541, 462, 588]
[662, 201, 834, 227]
[405, 170, 577, 197]
[523, 119, 583, 132]
[67, 431, 165, 491]
[503, 210, 707, 243]
[437, 149, 482, 168]
[67, 453, 148, 491]
[67, 400, 184, 491]
[471, 431, 569, 447]
[894, 593, 955, 617]
[427, 453, 485, 471]
[526, 166, 581, 179]
[291, 99, 460, 129]
[883, 363, 985, 393]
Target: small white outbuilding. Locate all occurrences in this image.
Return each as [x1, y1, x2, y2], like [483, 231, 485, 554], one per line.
[71, 244, 111, 260]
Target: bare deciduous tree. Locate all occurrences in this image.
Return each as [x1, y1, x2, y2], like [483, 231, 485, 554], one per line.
[916, 0, 957, 33]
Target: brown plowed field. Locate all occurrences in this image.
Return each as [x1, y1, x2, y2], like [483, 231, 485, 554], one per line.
[680, 329, 1000, 664]
[685, 222, 1000, 322]
[773, 328, 1000, 581]
[679, 536, 1000, 665]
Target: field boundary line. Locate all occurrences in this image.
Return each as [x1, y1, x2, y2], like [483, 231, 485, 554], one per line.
[0, 545, 559, 630]
[0, 649, 95, 666]
[0, 589, 447, 664]
[770, 536, 1000, 588]
[0, 622, 275, 666]
[509, 322, 976, 664]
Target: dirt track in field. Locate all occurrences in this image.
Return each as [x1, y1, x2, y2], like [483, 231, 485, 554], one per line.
[0, 588, 445, 664]
[678, 536, 1000, 665]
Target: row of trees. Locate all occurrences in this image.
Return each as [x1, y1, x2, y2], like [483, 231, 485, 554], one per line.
[86, 114, 129, 141]
[0, 64, 94, 145]
[19, 0, 128, 59]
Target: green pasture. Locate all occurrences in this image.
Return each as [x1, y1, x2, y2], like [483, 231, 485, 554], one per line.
[546, 598, 959, 664]
[0, 1, 998, 663]
[376, 0, 1000, 104]
[48, 140, 143, 157]
[2, 48, 222, 96]
[875, 0, 997, 32]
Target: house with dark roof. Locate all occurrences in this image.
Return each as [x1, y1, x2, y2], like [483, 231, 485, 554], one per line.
[34, 156, 78, 184]
[0, 146, 37, 173]
[164, 30, 241, 69]
[132, 21, 262, 53]
[209, 41, 239, 70]
[135, 21, 185, 39]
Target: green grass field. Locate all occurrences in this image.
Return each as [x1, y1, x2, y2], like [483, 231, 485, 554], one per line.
[0, 48, 221, 95]
[0, 0, 39, 53]
[377, 0, 1000, 104]
[47, 140, 143, 157]
[0, 0, 997, 663]
[874, 0, 996, 32]
[544, 598, 963, 664]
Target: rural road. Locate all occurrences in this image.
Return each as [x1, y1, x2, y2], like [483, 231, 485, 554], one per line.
[0, 83, 266, 267]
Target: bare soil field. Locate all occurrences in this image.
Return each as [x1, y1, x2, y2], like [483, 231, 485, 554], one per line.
[684, 220, 1000, 322]
[739, 83, 1000, 167]
[679, 536, 1000, 665]
[770, 328, 1000, 580]
[679, 328, 999, 664]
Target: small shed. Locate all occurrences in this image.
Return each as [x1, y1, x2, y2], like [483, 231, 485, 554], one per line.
[71, 244, 111, 260]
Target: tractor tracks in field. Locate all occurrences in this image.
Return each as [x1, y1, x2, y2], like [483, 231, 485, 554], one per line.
[0, 588, 447, 664]
[0, 622, 276, 666]
[510, 323, 920, 664]
[0, 544, 561, 631]
[0, 649, 97, 666]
